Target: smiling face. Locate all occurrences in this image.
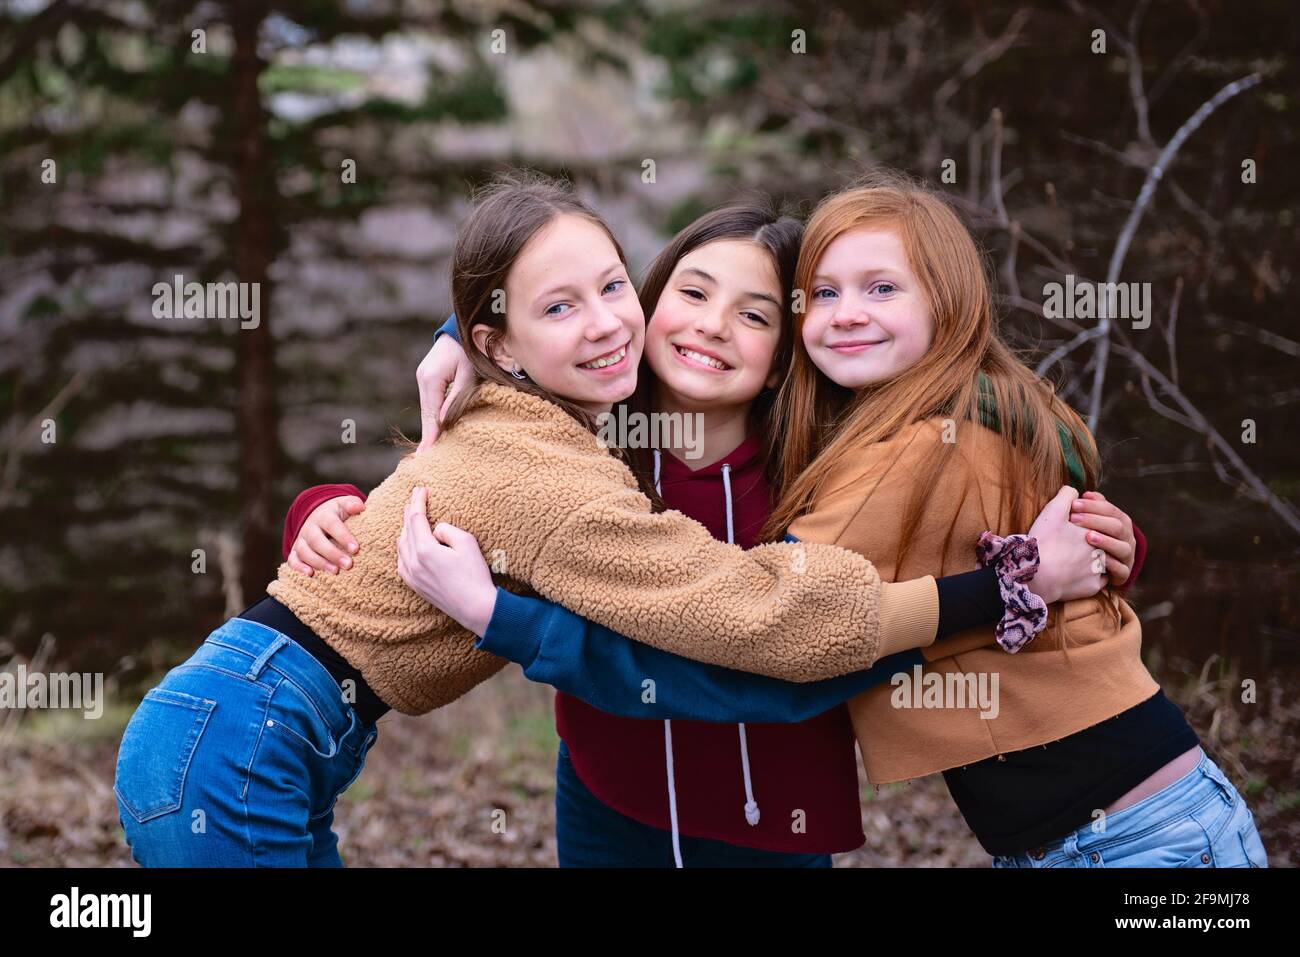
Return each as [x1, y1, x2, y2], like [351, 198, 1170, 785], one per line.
[801, 226, 934, 389]
[643, 239, 784, 413]
[472, 213, 644, 414]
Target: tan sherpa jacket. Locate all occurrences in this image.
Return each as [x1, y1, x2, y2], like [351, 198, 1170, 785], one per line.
[268, 382, 940, 715]
[787, 417, 1158, 784]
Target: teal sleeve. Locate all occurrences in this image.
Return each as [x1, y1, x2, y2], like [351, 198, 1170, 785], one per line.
[435, 313, 459, 343]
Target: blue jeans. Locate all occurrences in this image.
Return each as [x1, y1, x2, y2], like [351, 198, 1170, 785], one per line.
[114, 617, 379, 867]
[554, 739, 832, 868]
[992, 749, 1268, 868]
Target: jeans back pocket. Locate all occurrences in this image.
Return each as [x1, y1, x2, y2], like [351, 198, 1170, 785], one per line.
[114, 688, 216, 824]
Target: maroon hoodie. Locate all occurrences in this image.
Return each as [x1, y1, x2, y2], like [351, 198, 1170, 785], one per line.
[553, 434, 866, 854]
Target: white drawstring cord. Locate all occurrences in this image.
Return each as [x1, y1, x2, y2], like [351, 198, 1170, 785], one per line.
[738, 723, 761, 826]
[663, 719, 684, 868]
[653, 450, 685, 868]
[721, 463, 761, 828]
[721, 463, 735, 547]
[656, 454, 760, 868]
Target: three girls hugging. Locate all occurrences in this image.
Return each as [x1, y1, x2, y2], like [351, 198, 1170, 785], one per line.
[114, 168, 1268, 869]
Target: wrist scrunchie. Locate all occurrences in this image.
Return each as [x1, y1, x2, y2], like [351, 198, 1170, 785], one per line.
[976, 532, 1049, 653]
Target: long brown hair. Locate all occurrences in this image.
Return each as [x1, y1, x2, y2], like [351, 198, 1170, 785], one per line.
[441, 169, 628, 434]
[762, 169, 1100, 577]
[435, 171, 667, 503]
[624, 201, 804, 492]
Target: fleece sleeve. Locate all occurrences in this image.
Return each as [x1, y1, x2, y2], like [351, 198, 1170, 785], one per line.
[516, 486, 938, 683]
[479, 586, 926, 722]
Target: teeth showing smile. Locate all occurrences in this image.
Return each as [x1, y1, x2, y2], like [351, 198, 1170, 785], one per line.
[579, 345, 627, 369]
[675, 345, 730, 371]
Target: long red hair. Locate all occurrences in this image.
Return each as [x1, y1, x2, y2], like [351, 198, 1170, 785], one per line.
[763, 170, 1099, 580]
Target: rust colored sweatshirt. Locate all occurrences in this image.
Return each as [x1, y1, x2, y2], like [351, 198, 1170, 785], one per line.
[786, 417, 1159, 784]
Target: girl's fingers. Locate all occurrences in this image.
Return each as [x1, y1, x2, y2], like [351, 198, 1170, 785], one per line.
[322, 514, 359, 556]
[417, 402, 443, 451]
[404, 488, 435, 543]
[305, 525, 349, 569]
[1070, 497, 1120, 517]
[1083, 530, 1131, 562]
[335, 494, 366, 515]
[1081, 490, 1107, 502]
[1069, 513, 1125, 538]
[1106, 556, 1132, 585]
[432, 521, 476, 549]
[402, 493, 425, 534]
[294, 538, 335, 573]
[287, 552, 315, 577]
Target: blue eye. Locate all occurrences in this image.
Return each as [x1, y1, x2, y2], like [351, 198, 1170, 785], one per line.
[812, 287, 837, 300]
[873, 282, 896, 296]
[545, 302, 569, 316]
[603, 279, 626, 295]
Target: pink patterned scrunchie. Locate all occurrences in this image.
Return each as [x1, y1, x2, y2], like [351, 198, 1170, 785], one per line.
[976, 532, 1049, 653]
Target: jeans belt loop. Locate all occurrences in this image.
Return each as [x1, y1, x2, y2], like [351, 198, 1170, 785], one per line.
[246, 634, 291, 680]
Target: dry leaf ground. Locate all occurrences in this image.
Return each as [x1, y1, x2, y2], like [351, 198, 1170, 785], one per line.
[2, 659, 1294, 868]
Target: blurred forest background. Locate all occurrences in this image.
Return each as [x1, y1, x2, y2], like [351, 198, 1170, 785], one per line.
[1, 0, 1297, 866]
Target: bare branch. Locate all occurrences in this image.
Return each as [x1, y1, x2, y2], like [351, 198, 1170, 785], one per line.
[1003, 293, 1083, 334]
[1164, 276, 1184, 386]
[1205, 314, 1300, 358]
[1085, 72, 1263, 432]
[1114, 333, 1300, 536]
[989, 108, 1009, 226]
[0, 370, 91, 509]
[933, 10, 1032, 116]
[1139, 370, 1196, 430]
[1036, 326, 1105, 376]
[1125, 0, 1155, 146]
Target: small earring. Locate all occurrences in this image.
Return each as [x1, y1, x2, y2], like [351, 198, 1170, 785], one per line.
[509, 366, 527, 380]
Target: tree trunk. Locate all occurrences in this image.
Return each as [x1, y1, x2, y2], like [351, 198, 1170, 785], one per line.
[229, 1, 279, 602]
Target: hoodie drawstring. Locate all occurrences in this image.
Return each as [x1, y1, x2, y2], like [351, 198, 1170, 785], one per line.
[654, 452, 760, 869]
[722, 463, 761, 829]
[653, 450, 685, 868]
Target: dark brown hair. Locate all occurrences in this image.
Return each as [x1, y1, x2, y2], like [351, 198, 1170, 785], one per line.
[624, 200, 804, 492]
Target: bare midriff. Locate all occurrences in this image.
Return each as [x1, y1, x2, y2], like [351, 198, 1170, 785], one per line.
[1102, 745, 1203, 814]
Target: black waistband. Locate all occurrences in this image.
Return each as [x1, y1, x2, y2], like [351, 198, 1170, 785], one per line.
[944, 689, 1200, 855]
[237, 595, 390, 726]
